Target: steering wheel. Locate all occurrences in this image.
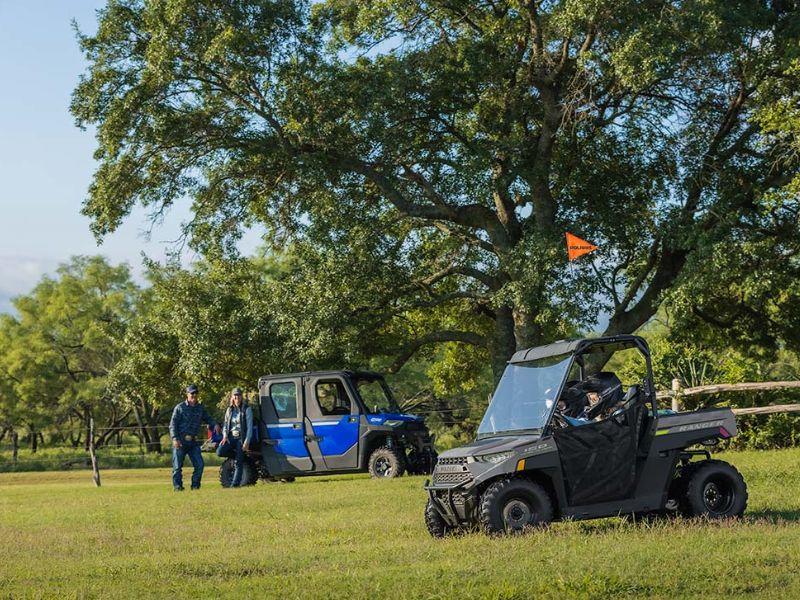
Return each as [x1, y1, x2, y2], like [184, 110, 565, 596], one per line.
[551, 412, 570, 429]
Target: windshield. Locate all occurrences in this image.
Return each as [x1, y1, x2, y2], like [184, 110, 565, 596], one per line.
[477, 354, 572, 438]
[354, 377, 400, 414]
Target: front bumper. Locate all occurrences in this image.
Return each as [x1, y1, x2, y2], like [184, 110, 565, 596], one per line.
[424, 479, 476, 527]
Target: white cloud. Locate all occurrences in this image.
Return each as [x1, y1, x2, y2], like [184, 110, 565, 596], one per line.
[0, 255, 60, 314]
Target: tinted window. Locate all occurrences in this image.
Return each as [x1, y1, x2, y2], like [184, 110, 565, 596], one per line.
[270, 382, 298, 419]
[315, 381, 351, 415]
[355, 378, 398, 413]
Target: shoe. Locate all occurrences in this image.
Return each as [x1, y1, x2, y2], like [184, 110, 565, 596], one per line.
[174, 486, 184, 492]
[190, 486, 200, 491]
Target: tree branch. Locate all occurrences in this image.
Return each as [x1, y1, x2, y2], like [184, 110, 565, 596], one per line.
[619, 235, 661, 312]
[388, 330, 488, 373]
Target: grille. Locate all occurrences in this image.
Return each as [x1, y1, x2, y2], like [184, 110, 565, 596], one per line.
[432, 456, 472, 485]
[432, 471, 472, 485]
[436, 456, 468, 466]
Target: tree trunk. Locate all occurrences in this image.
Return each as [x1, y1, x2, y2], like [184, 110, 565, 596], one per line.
[96, 407, 132, 448]
[147, 423, 162, 453]
[512, 307, 544, 350]
[70, 429, 82, 448]
[133, 398, 162, 453]
[11, 430, 19, 465]
[29, 424, 37, 453]
[132, 401, 149, 448]
[490, 305, 517, 381]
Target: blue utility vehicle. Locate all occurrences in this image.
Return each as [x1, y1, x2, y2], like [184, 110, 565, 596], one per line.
[219, 370, 436, 486]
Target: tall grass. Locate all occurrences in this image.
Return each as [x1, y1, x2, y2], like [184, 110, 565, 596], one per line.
[1, 448, 799, 599]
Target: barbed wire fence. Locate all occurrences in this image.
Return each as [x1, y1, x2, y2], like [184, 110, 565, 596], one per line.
[2, 380, 798, 476]
[0, 423, 213, 473]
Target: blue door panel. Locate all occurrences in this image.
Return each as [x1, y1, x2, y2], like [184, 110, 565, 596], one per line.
[266, 423, 310, 458]
[311, 417, 359, 455]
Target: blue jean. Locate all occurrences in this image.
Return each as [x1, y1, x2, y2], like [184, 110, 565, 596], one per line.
[172, 441, 204, 489]
[216, 437, 245, 486]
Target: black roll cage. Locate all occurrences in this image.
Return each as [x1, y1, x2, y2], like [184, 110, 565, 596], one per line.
[523, 335, 657, 435]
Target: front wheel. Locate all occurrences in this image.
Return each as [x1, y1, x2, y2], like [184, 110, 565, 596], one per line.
[682, 460, 748, 518]
[425, 499, 455, 538]
[368, 446, 405, 479]
[479, 478, 554, 535]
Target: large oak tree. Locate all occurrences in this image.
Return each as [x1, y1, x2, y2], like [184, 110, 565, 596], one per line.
[73, 0, 800, 377]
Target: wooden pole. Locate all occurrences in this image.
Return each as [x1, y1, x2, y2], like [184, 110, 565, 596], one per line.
[731, 404, 800, 416]
[682, 381, 800, 396]
[89, 418, 101, 487]
[671, 378, 681, 413]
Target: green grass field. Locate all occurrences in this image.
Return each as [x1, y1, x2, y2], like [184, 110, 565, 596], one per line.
[1, 448, 799, 599]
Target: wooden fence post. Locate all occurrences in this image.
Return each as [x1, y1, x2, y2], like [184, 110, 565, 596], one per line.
[671, 378, 681, 413]
[89, 418, 101, 487]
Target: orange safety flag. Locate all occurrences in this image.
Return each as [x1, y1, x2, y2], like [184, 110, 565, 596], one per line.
[565, 232, 598, 261]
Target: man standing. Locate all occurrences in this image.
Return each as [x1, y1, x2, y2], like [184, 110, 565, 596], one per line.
[169, 384, 221, 491]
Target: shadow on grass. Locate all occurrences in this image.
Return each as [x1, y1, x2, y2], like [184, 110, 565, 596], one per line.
[744, 509, 800, 524]
[565, 509, 800, 534]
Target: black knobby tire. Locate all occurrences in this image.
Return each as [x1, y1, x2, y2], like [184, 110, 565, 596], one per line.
[479, 478, 554, 534]
[681, 460, 748, 518]
[669, 460, 703, 516]
[219, 457, 257, 487]
[368, 446, 406, 479]
[424, 499, 453, 538]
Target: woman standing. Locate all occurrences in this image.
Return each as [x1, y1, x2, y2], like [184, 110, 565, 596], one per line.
[217, 387, 254, 487]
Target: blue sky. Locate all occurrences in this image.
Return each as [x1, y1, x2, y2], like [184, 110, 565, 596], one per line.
[0, 1, 258, 314]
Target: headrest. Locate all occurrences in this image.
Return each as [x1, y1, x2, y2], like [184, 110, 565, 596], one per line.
[580, 372, 623, 403]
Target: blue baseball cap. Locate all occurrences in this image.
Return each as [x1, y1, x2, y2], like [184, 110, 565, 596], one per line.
[186, 384, 199, 394]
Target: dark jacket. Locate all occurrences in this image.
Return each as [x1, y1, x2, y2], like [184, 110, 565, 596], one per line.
[223, 404, 254, 446]
[169, 401, 217, 441]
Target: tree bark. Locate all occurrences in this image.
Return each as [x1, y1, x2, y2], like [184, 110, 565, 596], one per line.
[28, 424, 37, 453]
[70, 430, 82, 448]
[491, 305, 517, 381]
[512, 307, 543, 350]
[11, 430, 18, 465]
[147, 423, 162, 453]
[137, 400, 164, 453]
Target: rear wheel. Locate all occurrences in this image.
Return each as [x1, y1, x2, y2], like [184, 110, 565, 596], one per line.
[479, 478, 554, 535]
[368, 446, 405, 479]
[681, 460, 747, 518]
[219, 457, 257, 487]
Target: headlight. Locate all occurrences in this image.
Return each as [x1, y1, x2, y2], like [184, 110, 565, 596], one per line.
[473, 451, 513, 464]
[384, 420, 404, 427]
